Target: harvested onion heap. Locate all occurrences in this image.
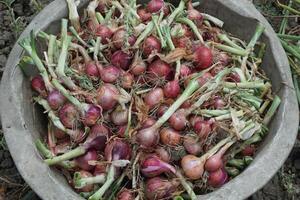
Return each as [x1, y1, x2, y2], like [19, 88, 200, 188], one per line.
[19, 0, 281, 199]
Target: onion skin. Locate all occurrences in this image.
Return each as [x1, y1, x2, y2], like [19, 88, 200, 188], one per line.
[157, 104, 169, 117]
[117, 189, 134, 200]
[148, 59, 171, 80]
[208, 168, 228, 188]
[95, 25, 113, 44]
[111, 50, 132, 70]
[163, 80, 181, 99]
[53, 126, 67, 139]
[96, 83, 119, 111]
[86, 62, 100, 79]
[105, 138, 131, 161]
[155, 147, 171, 163]
[141, 155, 176, 177]
[112, 29, 135, 49]
[181, 154, 204, 180]
[172, 36, 191, 49]
[197, 72, 213, 87]
[59, 103, 79, 129]
[83, 105, 102, 126]
[137, 8, 152, 22]
[145, 177, 179, 200]
[143, 36, 161, 57]
[168, 109, 187, 131]
[160, 128, 181, 146]
[193, 120, 212, 139]
[194, 46, 213, 69]
[100, 65, 121, 83]
[180, 64, 192, 78]
[120, 72, 134, 89]
[136, 127, 159, 148]
[144, 88, 164, 108]
[47, 90, 67, 110]
[147, 0, 164, 13]
[183, 135, 202, 155]
[85, 124, 110, 151]
[131, 60, 147, 76]
[142, 118, 157, 128]
[31, 75, 46, 96]
[75, 171, 94, 192]
[111, 107, 128, 126]
[75, 149, 98, 171]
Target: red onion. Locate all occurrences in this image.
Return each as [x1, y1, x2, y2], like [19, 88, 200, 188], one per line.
[111, 50, 132, 70]
[193, 46, 213, 69]
[136, 127, 159, 148]
[157, 104, 169, 117]
[213, 96, 226, 109]
[208, 168, 228, 188]
[216, 52, 231, 66]
[141, 118, 157, 128]
[75, 171, 94, 192]
[59, 103, 79, 129]
[100, 65, 121, 83]
[75, 149, 97, 171]
[85, 62, 100, 79]
[180, 100, 192, 109]
[183, 135, 202, 155]
[83, 104, 101, 126]
[168, 109, 187, 131]
[84, 124, 110, 151]
[68, 129, 86, 143]
[189, 115, 203, 127]
[93, 163, 107, 176]
[193, 119, 212, 139]
[163, 80, 181, 99]
[95, 25, 113, 44]
[141, 155, 176, 177]
[160, 128, 181, 146]
[197, 72, 213, 86]
[145, 177, 179, 200]
[210, 64, 225, 76]
[131, 60, 147, 75]
[144, 87, 164, 108]
[96, 83, 119, 110]
[146, 0, 164, 13]
[241, 145, 256, 156]
[180, 64, 192, 78]
[155, 147, 171, 163]
[31, 75, 46, 96]
[52, 126, 67, 139]
[112, 29, 136, 49]
[54, 140, 70, 154]
[111, 107, 128, 126]
[148, 59, 171, 80]
[105, 138, 131, 161]
[117, 189, 134, 200]
[181, 154, 204, 179]
[143, 36, 161, 57]
[227, 72, 241, 82]
[137, 8, 152, 22]
[172, 36, 190, 49]
[116, 125, 127, 138]
[187, 1, 203, 26]
[120, 72, 134, 89]
[47, 90, 67, 110]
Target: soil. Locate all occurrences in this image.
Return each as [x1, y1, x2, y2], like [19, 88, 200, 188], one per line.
[0, 0, 299, 200]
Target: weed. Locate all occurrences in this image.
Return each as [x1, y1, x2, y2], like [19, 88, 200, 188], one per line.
[278, 166, 300, 199]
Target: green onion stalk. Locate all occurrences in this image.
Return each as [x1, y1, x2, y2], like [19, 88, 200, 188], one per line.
[202, 13, 224, 28]
[177, 17, 204, 44]
[69, 26, 89, 47]
[47, 35, 58, 78]
[65, 0, 81, 31]
[19, 31, 53, 92]
[73, 172, 106, 189]
[87, 0, 100, 27]
[217, 34, 245, 51]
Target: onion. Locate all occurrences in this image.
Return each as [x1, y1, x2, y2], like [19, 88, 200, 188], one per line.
[155, 147, 171, 163]
[75, 171, 94, 192]
[172, 36, 191, 49]
[112, 29, 136, 49]
[142, 118, 157, 128]
[241, 145, 256, 156]
[120, 72, 134, 89]
[183, 135, 202, 155]
[84, 124, 110, 151]
[111, 107, 128, 126]
[181, 154, 204, 179]
[180, 100, 192, 109]
[116, 125, 127, 138]
[189, 115, 203, 127]
[31, 75, 47, 96]
[216, 52, 231, 66]
[104, 138, 131, 161]
[75, 149, 97, 171]
[137, 8, 152, 22]
[148, 59, 171, 80]
[93, 162, 107, 176]
[100, 65, 120, 83]
[208, 168, 228, 188]
[52, 126, 67, 139]
[160, 128, 181, 146]
[131, 60, 147, 76]
[85, 62, 100, 79]
[193, 119, 212, 139]
[111, 50, 132, 70]
[136, 126, 159, 148]
[163, 80, 181, 99]
[145, 177, 179, 200]
[146, 0, 164, 13]
[117, 189, 134, 200]
[95, 24, 113, 44]
[144, 87, 164, 108]
[143, 36, 161, 57]
[210, 64, 225, 76]
[59, 103, 80, 129]
[83, 104, 102, 126]
[168, 109, 187, 131]
[187, 1, 203, 26]
[193, 46, 213, 69]
[96, 83, 119, 110]
[47, 90, 67, 110]
[157, 104, 169, 117]
[227, 72, 241, 82]
[213, 96, 226, 109]
[197, 72, 213, 86]
[141, 154, 176, 177]
[180, 64, 192, 78]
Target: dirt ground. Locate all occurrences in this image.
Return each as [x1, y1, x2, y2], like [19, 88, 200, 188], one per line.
[0, 0, 299, 199]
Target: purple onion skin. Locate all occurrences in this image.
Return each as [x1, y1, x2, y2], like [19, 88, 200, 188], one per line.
[145, 177, 179, 200]
[100, 65, 121, 83]
[141, 155, 176, 177]
[96, 84, 119, 111]
[105, 138, 132, 162]
[111, 50, 132, 70]
[135, 127, 159, 148]
[208, 168, 228, 188]
[75, 149, 98, 171]
[168, 109, 187, 131]
[84, 124, 110, 151]
[31, 75, 47, 96]
[59, 103, 80, 129]
[83, 105, 102, 126]
[47, 90, 67, 110]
